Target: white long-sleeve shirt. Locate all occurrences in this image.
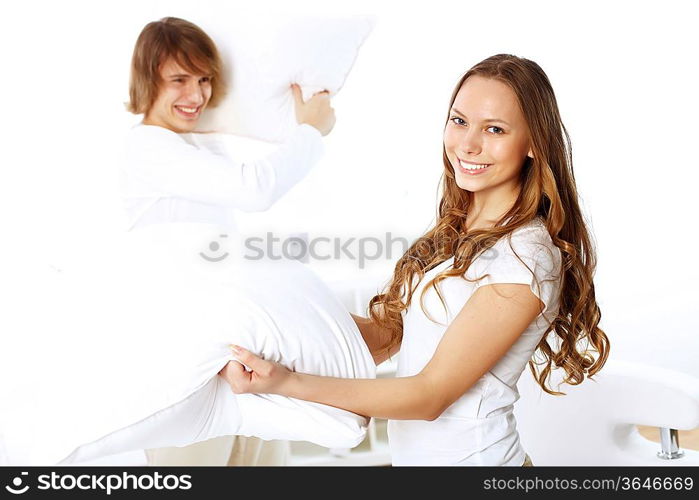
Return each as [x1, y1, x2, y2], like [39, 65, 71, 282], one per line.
[119, 123, 324, 230]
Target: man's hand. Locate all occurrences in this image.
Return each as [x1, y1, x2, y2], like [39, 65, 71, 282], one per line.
[218, 345, 292, 395]
[292, 83, 336, 136]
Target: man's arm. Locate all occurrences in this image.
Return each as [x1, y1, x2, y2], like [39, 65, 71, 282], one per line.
[124, 124, 324, 212]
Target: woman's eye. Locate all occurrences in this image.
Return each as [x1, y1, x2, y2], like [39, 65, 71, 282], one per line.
[200, 77, 211, 83]
[450, 117, 466, 126]
[487, 126, 504, 134]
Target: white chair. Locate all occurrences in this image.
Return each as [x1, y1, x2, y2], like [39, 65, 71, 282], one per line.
[514, 358, 699, 465]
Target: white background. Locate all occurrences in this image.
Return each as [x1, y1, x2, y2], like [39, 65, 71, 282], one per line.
[1, 0, 697, 374]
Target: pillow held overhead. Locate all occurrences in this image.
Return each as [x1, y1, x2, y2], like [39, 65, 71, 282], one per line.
[195, 15, 374, 143]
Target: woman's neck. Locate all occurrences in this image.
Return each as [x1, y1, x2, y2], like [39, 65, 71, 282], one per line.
[466, 187, 520, 230]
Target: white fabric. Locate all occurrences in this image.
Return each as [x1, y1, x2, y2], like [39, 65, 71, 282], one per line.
[120, 123, 324, 231]
[388, 218, 563, 466]
[194, 15, 374, 142]
[0, 225, 375, 465]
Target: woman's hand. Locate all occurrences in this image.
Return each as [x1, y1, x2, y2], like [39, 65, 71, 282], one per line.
[218, 345, 292, 395]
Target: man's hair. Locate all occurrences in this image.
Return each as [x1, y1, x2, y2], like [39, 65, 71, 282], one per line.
[127, 17, 226, 115]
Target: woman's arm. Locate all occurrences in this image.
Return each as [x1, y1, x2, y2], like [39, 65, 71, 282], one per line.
[350, 313, 399, 366]
[221, 282, 543, 421]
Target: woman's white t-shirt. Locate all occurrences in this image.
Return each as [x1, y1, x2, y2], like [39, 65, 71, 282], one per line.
[388, 217, 563, 466]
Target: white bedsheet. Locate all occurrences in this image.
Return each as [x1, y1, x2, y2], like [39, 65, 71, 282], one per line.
[0, 225, 375, 465]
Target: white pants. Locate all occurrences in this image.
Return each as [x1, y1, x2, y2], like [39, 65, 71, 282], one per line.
[146, 436, 289, 466]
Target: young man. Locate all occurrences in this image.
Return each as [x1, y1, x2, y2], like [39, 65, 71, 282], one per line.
[122, 16, 335, 230]
[122, 17, 335, 466]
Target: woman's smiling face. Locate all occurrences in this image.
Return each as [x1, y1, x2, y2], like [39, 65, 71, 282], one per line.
[444, 75, 533, 195]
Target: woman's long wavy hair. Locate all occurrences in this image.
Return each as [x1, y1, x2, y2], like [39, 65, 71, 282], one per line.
[368, 54, 609, 395]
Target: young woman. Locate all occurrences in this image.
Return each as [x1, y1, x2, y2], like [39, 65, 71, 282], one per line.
[219, 54, 610, 466]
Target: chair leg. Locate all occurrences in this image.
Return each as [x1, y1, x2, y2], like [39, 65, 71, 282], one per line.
[657, 428, 685, 459]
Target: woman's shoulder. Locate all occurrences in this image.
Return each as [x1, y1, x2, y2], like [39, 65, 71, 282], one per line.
[485, 217, 561, 273]
[468, 217, 562, 286]
[501, 217, 554, 250]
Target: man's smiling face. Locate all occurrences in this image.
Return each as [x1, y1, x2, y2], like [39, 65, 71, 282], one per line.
[143, 57, 212, 133]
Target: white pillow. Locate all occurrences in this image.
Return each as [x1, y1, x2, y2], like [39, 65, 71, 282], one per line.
[194, 15, 374, 143]
[0, 225, 375, 465]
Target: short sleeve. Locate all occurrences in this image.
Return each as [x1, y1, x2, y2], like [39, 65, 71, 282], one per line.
[470, 224, 562, 314]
